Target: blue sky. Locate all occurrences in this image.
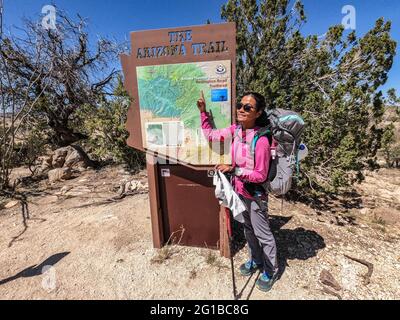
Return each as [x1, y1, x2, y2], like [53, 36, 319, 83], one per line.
[3, 0, 400, 93]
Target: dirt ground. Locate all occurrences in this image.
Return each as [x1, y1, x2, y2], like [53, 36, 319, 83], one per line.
[0, 165, 399, 300]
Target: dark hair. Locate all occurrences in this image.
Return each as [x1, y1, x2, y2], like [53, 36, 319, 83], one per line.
[242, 92, 269, 127]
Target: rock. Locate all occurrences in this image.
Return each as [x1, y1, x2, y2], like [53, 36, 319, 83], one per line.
[4, 200, 20, 209]
[45, 155, 53, 164]
[130, 181, 148, 192]
[64, 145, 93, 169]
[48, 146, 93, 171]
[117, 185, 125, 197]
[64, 150, 83, 168]
[125, 181, 132, 192]
[319, 269, 342, 291]
[130, 181, 137, 191]
[52, 148, 69, 168]
[40, 155, 53, 171]
[41, 164, 50, 173]
[48, 168, 72, 183]
[130, 181, 143, 191]
[117, 179, 149, 197]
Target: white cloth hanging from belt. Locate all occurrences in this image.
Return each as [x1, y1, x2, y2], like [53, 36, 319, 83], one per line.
[213, 170, 246, 223]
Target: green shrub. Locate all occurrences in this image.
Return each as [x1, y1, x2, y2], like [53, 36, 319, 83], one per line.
[222, 0, 397, 193]
[78, 77, 145, 171]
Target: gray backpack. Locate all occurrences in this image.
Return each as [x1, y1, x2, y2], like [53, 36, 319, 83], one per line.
[249, 108, 305, 196]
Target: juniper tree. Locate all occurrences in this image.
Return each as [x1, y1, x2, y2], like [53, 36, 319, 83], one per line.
[0, 11, 120, 189]
[77, 76, 145, 171]
[0, 12, 119, 148]
[222, 0, 397, 192]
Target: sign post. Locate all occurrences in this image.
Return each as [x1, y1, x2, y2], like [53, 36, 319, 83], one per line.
[121, 23, 236, 257]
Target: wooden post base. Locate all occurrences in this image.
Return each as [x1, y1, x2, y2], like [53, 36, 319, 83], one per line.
[219, 206, 231, 258]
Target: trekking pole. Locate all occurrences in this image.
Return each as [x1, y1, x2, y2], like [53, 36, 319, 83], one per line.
[225, 207, 238, 300]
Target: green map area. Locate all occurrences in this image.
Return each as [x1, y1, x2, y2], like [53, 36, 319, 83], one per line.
[137, 62, 230, 130]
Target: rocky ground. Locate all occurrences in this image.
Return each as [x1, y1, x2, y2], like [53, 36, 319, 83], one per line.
[0, 165, 399, 300]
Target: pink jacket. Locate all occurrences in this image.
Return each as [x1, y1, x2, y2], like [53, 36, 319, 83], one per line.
[201, 111, 271, 199]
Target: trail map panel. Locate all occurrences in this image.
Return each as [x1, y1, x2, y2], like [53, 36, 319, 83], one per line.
[137, 60, 232, 165]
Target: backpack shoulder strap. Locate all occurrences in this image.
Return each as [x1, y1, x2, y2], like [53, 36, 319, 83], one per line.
[250, 128, 272, 156]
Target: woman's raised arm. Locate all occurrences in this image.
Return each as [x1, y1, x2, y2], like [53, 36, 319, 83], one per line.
[198, 90, 235, 142]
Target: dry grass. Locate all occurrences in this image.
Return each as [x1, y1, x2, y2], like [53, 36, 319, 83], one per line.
[203, 250, 229, 271]
[189, 269, 197, 280]
[344, 211, 357, 220]
[370, 223, 386, 233]
[347, 227, 357, 235]
[383, 235, 399, 244]
[365, 213, 388, 233]
[372, 214, 387, 226]
[150, 226, 185, 265]
[205, 250, 218, 265]
[150, 246, 177, 264]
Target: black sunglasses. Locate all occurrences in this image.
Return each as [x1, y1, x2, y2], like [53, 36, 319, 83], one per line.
[236, 102, 256, 112]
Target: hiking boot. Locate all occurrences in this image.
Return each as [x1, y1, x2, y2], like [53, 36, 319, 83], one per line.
[256, 272, 277, 292]
[239, 260, 262, 276]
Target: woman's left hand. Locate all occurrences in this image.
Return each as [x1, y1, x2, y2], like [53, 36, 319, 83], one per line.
[215, 164, 234, 174]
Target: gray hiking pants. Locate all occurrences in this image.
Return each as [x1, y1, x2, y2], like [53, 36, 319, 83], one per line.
[241, 196, 278, 276]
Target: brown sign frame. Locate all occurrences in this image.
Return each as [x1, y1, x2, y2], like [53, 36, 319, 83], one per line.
[121, 23, 236, 256]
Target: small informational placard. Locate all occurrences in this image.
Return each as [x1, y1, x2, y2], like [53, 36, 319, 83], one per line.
[207, 170, 216, 178]
[145, 121, 185, 148]
[161, 169, 171, 177]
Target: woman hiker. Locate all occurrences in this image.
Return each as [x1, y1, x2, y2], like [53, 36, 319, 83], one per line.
[197, 90, 278, 292]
